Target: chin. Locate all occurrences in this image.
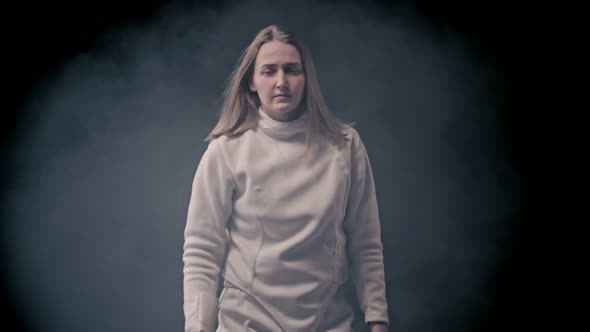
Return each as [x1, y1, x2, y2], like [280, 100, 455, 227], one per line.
[273, 105, 296, 113]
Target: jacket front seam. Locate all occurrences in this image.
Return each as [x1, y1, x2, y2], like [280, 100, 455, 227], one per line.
[251, 215, 264, 293]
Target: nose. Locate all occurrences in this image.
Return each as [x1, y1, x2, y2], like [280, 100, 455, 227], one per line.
[276, 71, 288, 89]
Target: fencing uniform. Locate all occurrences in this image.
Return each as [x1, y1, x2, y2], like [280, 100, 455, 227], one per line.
[183, 107, 389, 332]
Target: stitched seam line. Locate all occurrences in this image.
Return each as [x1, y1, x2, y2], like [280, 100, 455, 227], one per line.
[251, 216, 264, 292]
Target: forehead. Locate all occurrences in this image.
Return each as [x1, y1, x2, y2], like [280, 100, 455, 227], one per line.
[255, 41, 301, 67]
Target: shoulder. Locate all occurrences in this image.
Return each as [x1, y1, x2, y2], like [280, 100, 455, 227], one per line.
[202, 136, 232, 165]
[208, 133, 243, 154]
[341, 125, 357, 139]
[341, 126, 365, 153]
[206, 131, 253, 167]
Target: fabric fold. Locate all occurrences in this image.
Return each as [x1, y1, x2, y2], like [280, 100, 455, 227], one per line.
[256, 106, 307, 139]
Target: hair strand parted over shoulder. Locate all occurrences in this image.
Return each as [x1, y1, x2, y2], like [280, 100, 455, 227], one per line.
[205, 24, 354, 158]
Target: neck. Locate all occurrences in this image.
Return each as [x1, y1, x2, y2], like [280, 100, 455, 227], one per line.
[261, 106, 304, 122]
[257, 106, 307, 139]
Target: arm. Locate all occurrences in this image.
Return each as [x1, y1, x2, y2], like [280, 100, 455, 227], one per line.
[343, 129, 390, 327]
[183, 139, 235, 332]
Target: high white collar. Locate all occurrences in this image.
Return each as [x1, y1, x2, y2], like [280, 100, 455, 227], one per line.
[257, 106, 307, 139]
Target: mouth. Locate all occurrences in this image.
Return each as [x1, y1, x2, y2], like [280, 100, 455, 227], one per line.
[274, 94, 291, 98]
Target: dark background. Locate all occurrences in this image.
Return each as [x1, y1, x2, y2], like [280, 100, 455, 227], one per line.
[1, 0, 587, 331]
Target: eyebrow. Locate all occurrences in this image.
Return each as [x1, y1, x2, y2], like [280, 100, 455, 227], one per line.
[260, 63, 302, 69]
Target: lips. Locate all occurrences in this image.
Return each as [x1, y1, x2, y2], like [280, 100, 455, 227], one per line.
[274, 94, 290, 98]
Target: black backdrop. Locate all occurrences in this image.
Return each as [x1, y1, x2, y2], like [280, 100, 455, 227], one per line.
[1, 0, 587, 331]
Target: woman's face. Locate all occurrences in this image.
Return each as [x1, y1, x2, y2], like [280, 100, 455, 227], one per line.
[250, 41, 306, 122]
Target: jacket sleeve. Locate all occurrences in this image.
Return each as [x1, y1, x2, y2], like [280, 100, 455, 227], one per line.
[343, 129, 390, 326]
[183, 139, 235, 332]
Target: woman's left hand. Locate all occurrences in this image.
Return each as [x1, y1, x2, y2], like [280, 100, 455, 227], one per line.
[369, 322, 388, 332]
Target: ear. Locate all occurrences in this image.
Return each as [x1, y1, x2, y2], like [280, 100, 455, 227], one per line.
[249, 82, 256, 92]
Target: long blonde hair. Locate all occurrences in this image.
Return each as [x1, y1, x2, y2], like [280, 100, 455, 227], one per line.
[206, 24, 354, 158]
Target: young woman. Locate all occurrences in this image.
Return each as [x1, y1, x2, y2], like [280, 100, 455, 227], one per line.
[183, 24, 389, 332]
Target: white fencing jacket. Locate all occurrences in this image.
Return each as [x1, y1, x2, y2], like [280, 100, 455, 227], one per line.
[183, 108, 389, 331]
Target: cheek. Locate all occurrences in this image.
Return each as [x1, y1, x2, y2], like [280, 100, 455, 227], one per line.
[253, 77, 267, 91]
[254, 82, 270, 97]
[260, 89, 273, 100]
[294, 77, 305, 92]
